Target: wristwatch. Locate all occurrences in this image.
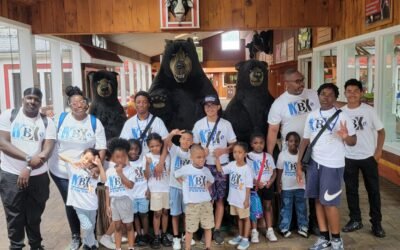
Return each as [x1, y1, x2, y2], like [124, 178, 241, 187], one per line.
[25, 155, 32, 164]
[26, 166, 32, 172]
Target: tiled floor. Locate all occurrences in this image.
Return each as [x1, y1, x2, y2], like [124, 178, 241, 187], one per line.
[0, 175, 399, 250]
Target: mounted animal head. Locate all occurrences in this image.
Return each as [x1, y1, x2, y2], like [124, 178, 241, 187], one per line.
[166, 0, 193, 22]
[235, 59, 268, 89]
[88, 70, 119, 103]
[161, 38, 201, 84]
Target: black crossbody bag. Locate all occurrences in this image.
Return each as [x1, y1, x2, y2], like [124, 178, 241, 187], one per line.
[138, 115, 156, 145]
[206, 117, 221, 148]
[301, 109, 342, 171]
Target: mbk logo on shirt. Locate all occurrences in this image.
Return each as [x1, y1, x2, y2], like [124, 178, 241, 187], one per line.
[288, 99, 313, 116]
[131, 127, 153, 141]
[284, 161, 297, 176]
[134, 167, 145, 182]
[352, 116, 366, 131]
[252, 160, 271, 175]
[309, 118, 327, 132]
[71, 174, 91, 193]
[199, 130, 224, 144]
[60, 127, 93, 141]
[188, 175, 207, 192]
[11, 123, 43, 141]
[230, 173, 244, 190]
[174, 157, 190, 171]
[108, 176, 125, 193]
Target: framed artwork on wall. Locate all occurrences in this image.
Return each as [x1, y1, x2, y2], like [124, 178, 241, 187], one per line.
[365, 0, 393, 29]
[160, 0, 200, 29]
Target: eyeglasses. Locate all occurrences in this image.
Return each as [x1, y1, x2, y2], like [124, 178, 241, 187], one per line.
[286, 78, 305, 84]
[70, 100, 88, 107]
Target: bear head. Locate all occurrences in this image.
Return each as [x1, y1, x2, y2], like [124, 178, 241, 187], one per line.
[167, 0, 193, 22]
[235, 59, 268, 90]
[88, 70, 119, 104]
[160, 38, 202, 85]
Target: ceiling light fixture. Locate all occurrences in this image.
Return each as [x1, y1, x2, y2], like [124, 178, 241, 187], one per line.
[174, 33, 189, 39]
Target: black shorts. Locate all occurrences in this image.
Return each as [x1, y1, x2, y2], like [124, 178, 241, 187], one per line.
[257, 186, 275, 201]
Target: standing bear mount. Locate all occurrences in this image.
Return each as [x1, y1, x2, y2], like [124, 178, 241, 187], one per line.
[149, 38, 218, 131]
[88, 70, 127, 140]
[224, 59, 275, 144]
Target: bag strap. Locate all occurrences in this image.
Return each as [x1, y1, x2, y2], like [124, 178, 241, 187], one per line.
[309, 109, 342, 148]
[57, 112, 68, 133]
[205, 117, 220, 148]
[139, 114, 156, 142]
[255, 152, 266, 191]
[89, 114, 97, 133]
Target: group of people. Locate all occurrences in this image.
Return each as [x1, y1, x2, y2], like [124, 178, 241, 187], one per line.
[0, 68, 385, 250]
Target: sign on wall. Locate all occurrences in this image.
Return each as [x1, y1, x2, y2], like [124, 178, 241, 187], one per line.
[160, 0, 200, 29]
[365, 0, 393, 29]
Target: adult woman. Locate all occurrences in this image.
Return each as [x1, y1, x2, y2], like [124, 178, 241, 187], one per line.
[49, 86, 107, 250]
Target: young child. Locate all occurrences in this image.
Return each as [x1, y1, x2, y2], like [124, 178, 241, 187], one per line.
[164, 129, 194, 249]
[143, 133, 172, 248]
[247, 133, 277, 242]
[216, 142, 253, 250]
[105, 138, 135, 250]
[174, 145, 215, 250]
[277, 132, 308, 238]
[128, 139, 151, 246]
[192, 95, 237, 244]
[63, 148, 106, 250]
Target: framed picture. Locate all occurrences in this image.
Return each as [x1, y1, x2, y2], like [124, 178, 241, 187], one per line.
[365, 0, 393, 29]
[160, 0, 200, 29]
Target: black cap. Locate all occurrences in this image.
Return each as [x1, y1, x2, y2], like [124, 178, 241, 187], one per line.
[202, 95, 220, 105]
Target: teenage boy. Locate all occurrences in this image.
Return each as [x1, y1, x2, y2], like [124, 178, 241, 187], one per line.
[341, 79, 386, 237]
[297, 83, 357, 250]
[192, 95, 237, 244]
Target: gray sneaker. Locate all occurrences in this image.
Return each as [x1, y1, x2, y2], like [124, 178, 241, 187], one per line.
[70, 234, 81, 250]
[213, 230, 224, 245]
[331, 238, 344, 250]
[308, 237, 331, 250]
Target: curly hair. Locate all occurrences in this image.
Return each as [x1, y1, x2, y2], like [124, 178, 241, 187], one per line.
[65, 86, 83, 98]
[107, 137, 131, 154]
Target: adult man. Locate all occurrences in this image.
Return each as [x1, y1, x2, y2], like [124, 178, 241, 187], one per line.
[341, 79, 386, 237]
[297, 83, 356, 250]
[267, 68, 320, 235]
[0, 87, 56, 250]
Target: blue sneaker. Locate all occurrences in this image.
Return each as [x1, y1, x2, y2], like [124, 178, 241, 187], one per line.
[228, 236, 242, 246]
[308, 237, 331, 250]
[237, 239, 250, 250]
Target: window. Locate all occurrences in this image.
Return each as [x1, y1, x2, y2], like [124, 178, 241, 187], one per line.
[35, 38, 52, 106]
[221, 31, 240, 50]
[382, 33, 400, 146]
[344, 39, 375, 104]
[0, 26, 21, 109]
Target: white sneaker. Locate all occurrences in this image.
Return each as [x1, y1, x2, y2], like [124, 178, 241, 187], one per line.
[111, 233, 128, 243]
[99, 234, 116, 249]
[181, 233, 196, 246]
[173, 237, 181, 250]
[266, 228, 278, 242]
[251, 229, 259, 243]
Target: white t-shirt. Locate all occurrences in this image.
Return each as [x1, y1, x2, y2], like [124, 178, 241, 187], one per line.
[144, 153, 170, 193]
[222, 162, 253, 209]
[0, 108, 56, 176]
[192, 117, 237, 165]
[66, 164, 100, 210]
[175, 164, 214, 204]
[247, 152, 276, 183]
[303, 108, 356, 168]
[129, 159, 148, 199]
[342, 103, 384, 160]
[277, 150, 305, 190]
[268, 89, 320, 140]
[105, 162, 135, 199]
[169, 144, 191, 189]
[50, 113, 107, 179]
[120, 114, 168, 157]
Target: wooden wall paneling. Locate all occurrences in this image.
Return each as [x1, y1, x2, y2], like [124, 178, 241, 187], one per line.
[64, 0, 78, 33]
[231, 0, 244, 29]
[39, 0, 54, 33]
[112, 0, 133, 33]
[219, 0, 232, 30]
[243, 0, 256, 29]
[75, 0, 90, 34]
[204, 0, 221, 31]
[199, 0, 209, 28]
[255, 0, 269, 28]
[52, 0, 66, 34]
[267, 0, 281, 27]
[147, 0, 159, 31]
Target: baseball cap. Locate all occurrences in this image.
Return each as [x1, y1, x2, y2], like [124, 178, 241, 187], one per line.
[202, 95, 220, 105]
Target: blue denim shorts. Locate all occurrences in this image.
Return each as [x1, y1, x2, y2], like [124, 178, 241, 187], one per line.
[132, 198, 149, 214]
[169, 187, 185, 216]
